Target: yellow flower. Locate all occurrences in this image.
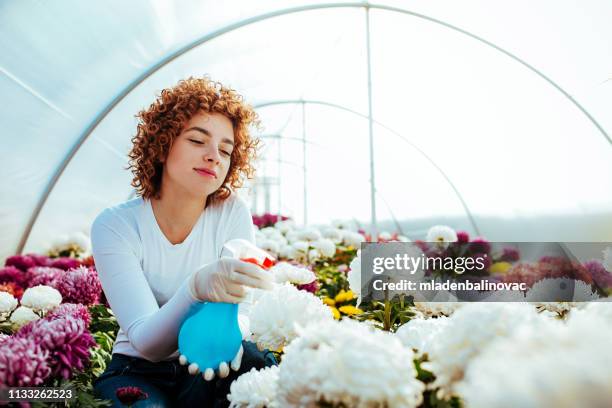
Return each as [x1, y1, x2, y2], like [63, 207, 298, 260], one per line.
[490, 261, 512, 274]
[338, 305, 364, 315]
[329, 306, 341, 320]
[276, 345, 284, 353]
[334, 290, 356, 303]
[322, 297, 336, 307]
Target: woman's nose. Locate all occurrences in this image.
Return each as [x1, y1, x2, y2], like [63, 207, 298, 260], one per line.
[203, 145, 221, 163]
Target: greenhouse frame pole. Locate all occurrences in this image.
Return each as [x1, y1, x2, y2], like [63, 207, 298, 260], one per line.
[302, 102, 308, 225]
[365, 6, 377, 237]
[277, 133, 282, 224]
[18, 1, 609, 253]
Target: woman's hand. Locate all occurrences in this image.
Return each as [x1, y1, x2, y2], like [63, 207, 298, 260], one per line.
[189, 258, 273, 303]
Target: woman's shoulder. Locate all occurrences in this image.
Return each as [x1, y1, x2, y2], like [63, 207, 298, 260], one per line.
[91, 197, 145, 237]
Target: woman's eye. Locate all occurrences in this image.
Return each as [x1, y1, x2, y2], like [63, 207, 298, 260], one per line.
[189, 139, 203, 145]
[221, 150, 231, 156]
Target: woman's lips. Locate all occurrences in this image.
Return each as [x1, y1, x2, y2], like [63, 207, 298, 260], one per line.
[194, 168, 216, 178]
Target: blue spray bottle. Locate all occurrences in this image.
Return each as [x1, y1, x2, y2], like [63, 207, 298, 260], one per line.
[178, 239, 274, 380]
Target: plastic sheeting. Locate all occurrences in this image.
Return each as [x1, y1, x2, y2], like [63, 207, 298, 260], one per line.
[1, 0, 611, 262]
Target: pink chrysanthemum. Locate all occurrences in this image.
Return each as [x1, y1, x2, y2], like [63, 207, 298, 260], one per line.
[24, 253, 51, 267]
[48, 257, 82, 271]
[584, 260, 612, 289]
[0, 336, 51, 386]
[47, 303, 91, 326]
[469, 238, 491, 255]
[500, 247, 520, 262]
[54, 266, 102, 305]
[0, 266, 29, 287]
[16, 316, 96, 380]
[27, 266, 63, 287]
[0, 333, 9, 345]
[116, 386, 149, 405]
[456, 231, 470, 244]
[4, 255, 37, 272]
[297, 279, 320, 294]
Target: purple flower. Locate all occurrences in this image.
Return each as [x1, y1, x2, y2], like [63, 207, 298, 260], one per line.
[27, 266, 63, 287]
[0, 333, 9, 345]
[16, 316, 96, 380]
[469, 238, 491, 255]
[4, 255, 37, 272]
[54, 266, 102, 305]
[0, 265, 29, 287]
[48, 257, 82, 271]
[297, 280, 320, 294]
[47, 303, 91, 326]
[584, 260, 612, 289]
[456, 231, 470, 244]
[0, 336, 51, 386]
[500, 247, 520, 262]
[116, 386, 149, 406]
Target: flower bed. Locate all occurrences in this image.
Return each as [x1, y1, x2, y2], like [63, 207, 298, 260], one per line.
[1, 223, 612, 407]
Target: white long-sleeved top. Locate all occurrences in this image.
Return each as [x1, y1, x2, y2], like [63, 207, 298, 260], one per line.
[90, 193, 255, 362]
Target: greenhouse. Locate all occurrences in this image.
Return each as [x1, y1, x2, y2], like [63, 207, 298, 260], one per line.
[1, 1, 612, 407]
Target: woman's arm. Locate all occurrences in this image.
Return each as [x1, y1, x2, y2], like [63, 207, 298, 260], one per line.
[90, 213, 201, 362]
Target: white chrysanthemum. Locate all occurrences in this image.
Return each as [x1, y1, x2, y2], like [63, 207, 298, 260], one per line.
[331, 219, 358, 231]
[320, 227, 343, 244]
[422, 302, 544, 400]
[341, 231, 365, 248]
[284, 230, 299, 244]
[274, 219, 295, 235]
[458, 311, 612, 408]
[10, 306, 40, 327]
[289, 241, 310, 263]
[602, 246, 612, 272]
[396, 316, 450, 358]
[258, 239, 280, 258]
[276, 318, 424, 408]
[20, 285, 62, 312]
[526, 278, 600, 315]
[295, 228, 322, 242]
[412, 302, 462, 318]
[568, 299, 612, 323]
[307, 248, 321, 263]
[260, 227, 280, 238]
[49, 231, 91, 254]
[311, 239, 336, 258]
[228, 366, 280, 408]
[0, 291, 18, 314]
[347, 250, 362, 302]
[278, 244, 297, 260]
[249, 283, 332, 351]
[271, 262, 315, 285]
[291, 240, 309, 253]
[425, 225, 457, 249]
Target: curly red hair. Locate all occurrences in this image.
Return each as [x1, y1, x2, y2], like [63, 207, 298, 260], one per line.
[126, 77, 260, 206]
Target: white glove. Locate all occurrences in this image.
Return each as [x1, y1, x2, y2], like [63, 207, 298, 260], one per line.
[188, 258, 274, 303]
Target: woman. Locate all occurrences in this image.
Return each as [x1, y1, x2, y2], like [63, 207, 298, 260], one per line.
[90, 77, 277, 407]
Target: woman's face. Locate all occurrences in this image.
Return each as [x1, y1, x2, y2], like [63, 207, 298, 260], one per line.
[162, 111, 235, 199]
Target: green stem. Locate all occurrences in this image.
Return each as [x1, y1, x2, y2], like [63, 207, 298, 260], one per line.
[383, 287, 391, 331]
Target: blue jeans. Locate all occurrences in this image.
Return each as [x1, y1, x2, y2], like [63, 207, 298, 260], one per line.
[93, 341, 277, 407]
